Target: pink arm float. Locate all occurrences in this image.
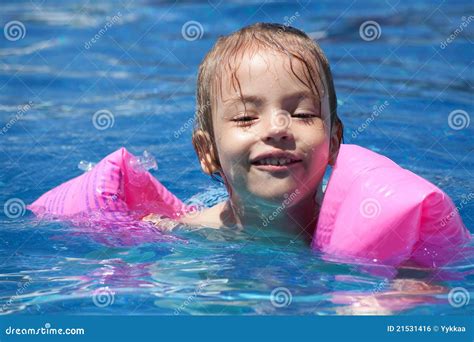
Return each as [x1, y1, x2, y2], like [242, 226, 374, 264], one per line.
[27, 148, 189, 220]
[314, 145, 470, 267]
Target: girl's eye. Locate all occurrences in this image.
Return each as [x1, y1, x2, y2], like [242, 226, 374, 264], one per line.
[232, 116, 257, 127]
[292, 113, 320, 125]
[292, 113, 319, 119]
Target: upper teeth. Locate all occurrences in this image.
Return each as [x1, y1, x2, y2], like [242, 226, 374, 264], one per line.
[256, 158, 293, 166]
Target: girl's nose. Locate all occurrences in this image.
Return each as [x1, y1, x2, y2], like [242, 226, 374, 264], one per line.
[263, 110, 293, 142]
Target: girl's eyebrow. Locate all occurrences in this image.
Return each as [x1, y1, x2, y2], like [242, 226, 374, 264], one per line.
[286, 91, 320, 102]
[223, 95, 264, 106]
[222, 91, 319, 106]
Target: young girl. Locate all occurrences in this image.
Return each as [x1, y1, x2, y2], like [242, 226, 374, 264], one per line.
[145, 22, 343, 242]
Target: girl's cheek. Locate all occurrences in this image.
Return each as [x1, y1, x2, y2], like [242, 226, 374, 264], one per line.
[231, 128, 258, 142]
[220, 129, 255, 153]
[299, 134, 327, 155]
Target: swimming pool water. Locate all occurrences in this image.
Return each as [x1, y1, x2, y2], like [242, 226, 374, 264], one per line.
[1, 0, 473, 315]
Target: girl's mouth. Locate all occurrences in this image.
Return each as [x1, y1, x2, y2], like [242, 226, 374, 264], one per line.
[251, 152, 302, 171]
[252, 157, 300, 166]
[252, 161, 301, 172]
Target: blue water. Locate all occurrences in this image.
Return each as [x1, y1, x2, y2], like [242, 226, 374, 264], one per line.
[1, 0, 473, 315]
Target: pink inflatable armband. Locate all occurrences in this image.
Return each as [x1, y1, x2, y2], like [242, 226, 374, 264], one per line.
[313, 144, 471, 267]
[28, 148, 189, 220]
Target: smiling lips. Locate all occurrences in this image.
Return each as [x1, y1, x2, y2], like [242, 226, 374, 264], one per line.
[250, 151, 302, 167]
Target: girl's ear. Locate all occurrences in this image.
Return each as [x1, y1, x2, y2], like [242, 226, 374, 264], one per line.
[192, 130, 220, 174]
[328, 117, 343, 166]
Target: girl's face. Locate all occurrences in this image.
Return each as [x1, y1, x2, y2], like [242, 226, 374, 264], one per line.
[212, 50, 333, 205]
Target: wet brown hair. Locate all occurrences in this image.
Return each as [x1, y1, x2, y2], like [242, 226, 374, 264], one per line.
[192, 22, 343, 180]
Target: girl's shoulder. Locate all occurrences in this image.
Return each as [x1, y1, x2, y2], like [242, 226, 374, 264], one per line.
[180, 201, 227, 228]
[143, 201, 229, 231]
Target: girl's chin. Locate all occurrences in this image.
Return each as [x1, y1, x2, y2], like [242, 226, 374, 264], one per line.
[250, 187, 302, 203]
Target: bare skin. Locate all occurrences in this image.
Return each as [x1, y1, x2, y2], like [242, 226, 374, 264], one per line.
[332, 278, 447, 315]
[143, 202, 230, 231]
[144, 185, 323, 235]
[144, 49, 340, 242]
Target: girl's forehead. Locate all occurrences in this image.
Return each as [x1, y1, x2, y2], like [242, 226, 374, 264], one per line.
[215, 49, 325, 104]
[227, 50, 301, 80]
